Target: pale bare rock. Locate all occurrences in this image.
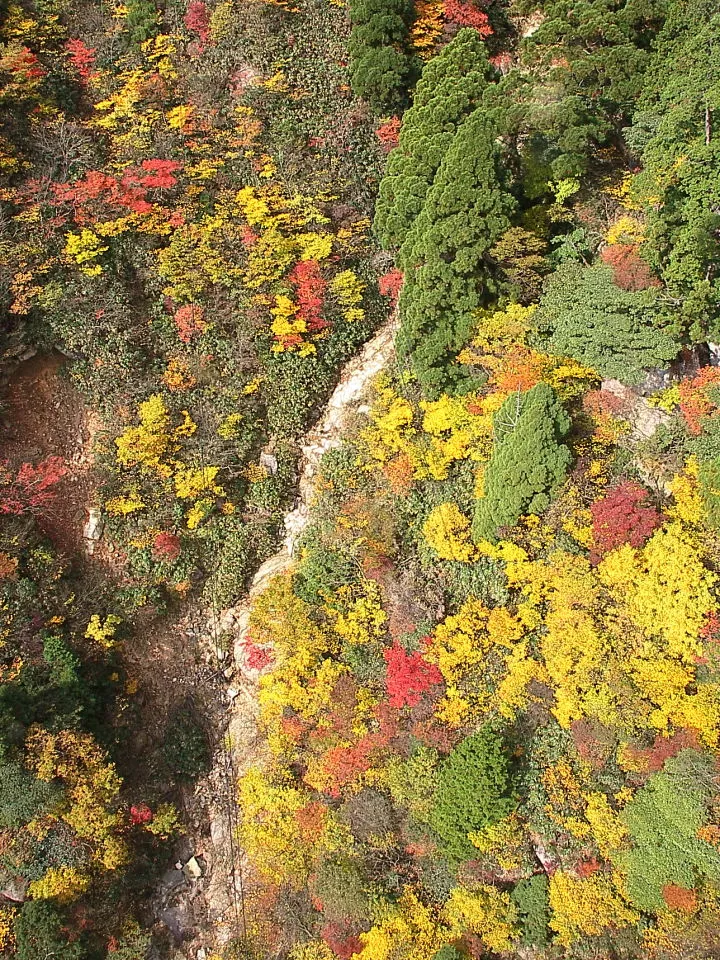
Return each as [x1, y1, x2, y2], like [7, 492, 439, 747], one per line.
[284, 311, 400, 555]
[191, 314, 400, 951]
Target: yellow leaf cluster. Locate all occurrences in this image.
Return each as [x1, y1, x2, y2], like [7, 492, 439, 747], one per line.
[356, 889, 447, 960]
[549, 871, 639, 946]
[423, 502, 476, 562]
[444, 884, 519, 952]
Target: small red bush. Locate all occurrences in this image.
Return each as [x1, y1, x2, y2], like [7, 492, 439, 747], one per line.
[384, 643, 443, 709]
[590, 481, 662, 562]
[600, 243, 661, 292]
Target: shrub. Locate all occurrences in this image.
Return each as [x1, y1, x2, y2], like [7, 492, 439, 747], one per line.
[511, 875, 550, 947]
[590, 481, 662, 562]
[473, 383, 571, 541]
[429, 726, 515, 861]
[162, 700, 211, 781]
[616, 751, 720, 913]
[14, 901, 86, 960]
[534, 263, 679, 384]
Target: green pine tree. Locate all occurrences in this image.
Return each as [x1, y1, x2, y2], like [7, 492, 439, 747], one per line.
[534, 262, 679, 383]
[429, 726, 515, 862]
[373, 28, 493, 250]
[473, 383, 571, 542]
[396, 106, 516, 395]
[348, 0, 415, 113]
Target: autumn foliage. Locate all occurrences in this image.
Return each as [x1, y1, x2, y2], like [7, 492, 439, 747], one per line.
[590, 481, 662, 561]
[0, 457, 67, 515]
[600, 243, 660, 292]
[384, 642, 443, 708]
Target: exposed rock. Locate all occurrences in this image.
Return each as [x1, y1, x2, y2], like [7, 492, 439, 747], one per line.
[284, 313, 399, 555]
[183, 856, 204, 880]
[181, 314, 400, 951]
[601, 379, 671, 441]
[259, 451, 278, 475]
[0, 877, 29, 903]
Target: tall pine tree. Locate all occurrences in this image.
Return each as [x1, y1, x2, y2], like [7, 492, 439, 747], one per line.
[473, 383, 571, 541]
[396, 106, 515, 394]
[373, 28, 493, 251]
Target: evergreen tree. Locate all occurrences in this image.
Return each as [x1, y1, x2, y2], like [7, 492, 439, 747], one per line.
[14, 901, 86, 960]
[519, 0, 667, 177]
[348, 0, 415, 113]
[628, 0, 720, 340]
[396, 107, 515, 395]
[373, 29, 493, 250]
[534, 262, 679, 383]
[473, 383, 571, 542]
[429, 726, 514, 862]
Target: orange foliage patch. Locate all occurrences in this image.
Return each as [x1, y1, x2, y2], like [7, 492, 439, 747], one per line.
[662, 885, 698, 913]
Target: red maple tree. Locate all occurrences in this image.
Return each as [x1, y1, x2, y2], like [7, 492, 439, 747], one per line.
[0, 456, 67, 515]
[152, 531, 181, 561]
[384, 642, 443, 709]
[375, 117, 401, 153]
[445, 0, 492, 35]
[290, 260, 328, 333]
[600, 243, 661, 292]
[590, 481, 661, 562]
[184, 1, 211, 46]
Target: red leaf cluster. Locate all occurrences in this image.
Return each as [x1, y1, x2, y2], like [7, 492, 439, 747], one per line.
[129, 803, 153, 825]
[576, 857, 601, 878]
[65, 39, 97, 82]
[384, 643, 443, 709]
[321, 922, 362, 959]
[378, 268, 404, 307]
[290, 260, 328, 333]
[52, 160, 180, 224]
[7, 47, 45, 81]
[600, 243, 660, 292]
[244, 641, 273, 671]
[0, 456, 67, 515]
[295, 801, 328, 841]
[582, 388, 633, 420]
[152, 531, 181, 561]
[678, 366, 720, 435]
[623, 729, 700, 775]
[174, 304, 207, 343]
[445, 0, 492, 35]
[662, 884, 698, 913]
[184, 1, 211, 46]
[590, 481, 661, 562]
[375, 117, 401, 153]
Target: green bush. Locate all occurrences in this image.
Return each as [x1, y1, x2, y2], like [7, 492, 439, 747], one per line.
[429, 725, 515, 861]
[14, 901, 86, 960]
[534, 262, 679, 383]
[512, 875, 550, 947]
[473, 383, 572, 541]
[348, 0, 415, 112]
[616, 750, 720, 913]
[0, 763, 60, 829]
